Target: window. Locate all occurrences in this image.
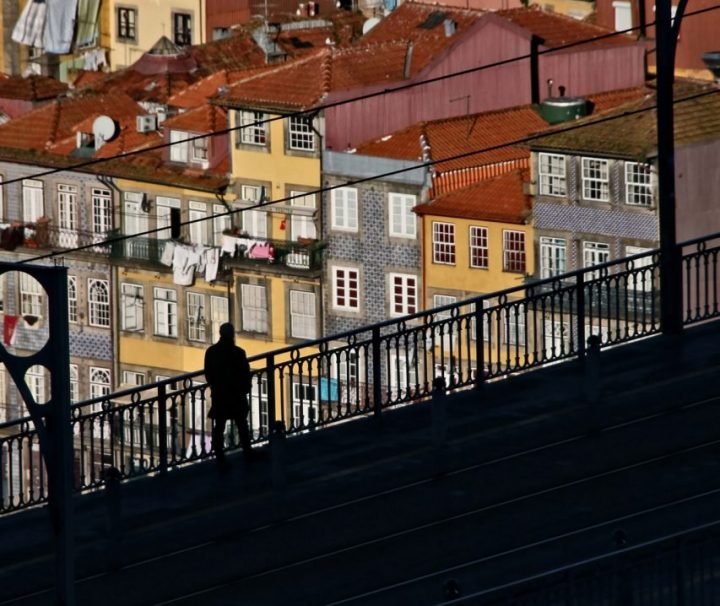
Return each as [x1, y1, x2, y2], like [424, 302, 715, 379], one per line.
[156, 196, 180, 239]
[503, 230, 526, 273]
[188, 201, 208, 245]
[69, 364, 79, 403]
[241, 284, 268, 333]
[432, 222, 455, 264]
[626, 246, 654, 291]
[121, 283, 144, 331]
[191, 137, 208, 162]
[170, 130, 189, 163]
[173, 12, 192, 46]
[210, 295, 229, 339]
[583, 241, 610, 280]
[288, 116, 314, 151]
[389, 352, 417, 400]
[238, 111, 267, 146]
[431, 294, 457, 349]
[186, 292, 206, 342]
[289, 192, 317, 240]
[544, 320, 569, 358]
[117, 6, 137, 41]
[292, 382, 317, 427]
[469, 226, 488, 269]
[213, 204, 231, 246]
[240, 185, 268, 238]
[250, 376, 269, 437]
[538, 153, 567, 197]
[540, 237, 567, 279]
[88, 279, 110, 327]
[122, 370, 145, 386]
[27, 365, 46, 404]
[58, 184, 78, 233]
[20, 273, 43, 318]
[389, 273, 417, 316]
[625, 162, 653, 207]
[331, 188, 358, 232]
[22, 179, 44, 222]
[67, 276, 78, 323]
[92, 188, 112, 241]
[90, 367, 111, 400]
[581, 157, 610, 202]
[289, 290, 316, 339]
[154, 287, 177, 337]
[613, 0, 631, 30]
[333, 267, 359, 311]
[389, 193, 416, 238]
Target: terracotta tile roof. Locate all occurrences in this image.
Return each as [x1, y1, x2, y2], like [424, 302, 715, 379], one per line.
[355, 86, 651, 170]
[414, 169, 531, 224]
[530, 81, 720, 159]
[79, 68, 199, 104]
[0, 74, 68, 101]
[189, 32, 267, 71]
[163, 104, 227, 133]
[0, 91, 146, 152]
[167, 69, 253, 110]
[216, 42, 410, 110]
[496, 6, 631, 49]
[70, 69, 108, 89]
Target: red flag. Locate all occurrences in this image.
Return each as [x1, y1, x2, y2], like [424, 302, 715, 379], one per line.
[3, 315, 18, 346]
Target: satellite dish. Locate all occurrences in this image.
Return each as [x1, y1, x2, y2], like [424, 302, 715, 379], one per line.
[93, 115, 117, 143]
[362, 17, 381, 35]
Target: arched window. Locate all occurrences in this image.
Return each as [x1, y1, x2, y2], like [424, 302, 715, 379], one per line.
[88, 279, 110, 327]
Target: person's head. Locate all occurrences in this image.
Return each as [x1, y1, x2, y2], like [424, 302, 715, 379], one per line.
[219, 322, 235, 343]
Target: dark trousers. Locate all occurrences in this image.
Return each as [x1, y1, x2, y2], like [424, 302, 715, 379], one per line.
[212, 409, 252, 463]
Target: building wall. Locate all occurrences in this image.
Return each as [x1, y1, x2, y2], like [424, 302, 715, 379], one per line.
[324, 19, 645, 150]
[108, 0, 207, 69]
[205, 0, 251, 40]
[594, 0, 719, 74]
[675, 139, 720, 242]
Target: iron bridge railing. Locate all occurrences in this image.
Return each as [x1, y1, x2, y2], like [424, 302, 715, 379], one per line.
[1, 232, 720, 514]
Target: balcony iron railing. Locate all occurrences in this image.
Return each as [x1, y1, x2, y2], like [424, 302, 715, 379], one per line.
[1, 231, 720, 514]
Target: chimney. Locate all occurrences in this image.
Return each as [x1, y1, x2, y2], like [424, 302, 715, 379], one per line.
[403, 42, 414, 79]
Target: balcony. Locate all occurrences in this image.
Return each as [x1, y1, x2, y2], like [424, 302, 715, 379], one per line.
[221, 232, 326, 273]
[0, 220, 111, 255]
[109, 234, 165, 264]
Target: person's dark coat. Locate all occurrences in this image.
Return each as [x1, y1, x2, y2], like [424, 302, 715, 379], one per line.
[204, 339, 251, 419]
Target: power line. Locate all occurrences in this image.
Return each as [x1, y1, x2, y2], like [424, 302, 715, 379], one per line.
[0, 3, 717, 189]
[20, 87, 718, 265]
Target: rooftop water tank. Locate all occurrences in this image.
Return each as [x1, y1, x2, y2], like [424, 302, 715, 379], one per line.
[538, 96, 588, 124]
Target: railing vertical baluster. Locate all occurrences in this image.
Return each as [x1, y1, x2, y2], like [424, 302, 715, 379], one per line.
[0, 442, 4, 510]
[474, 300, 485, 389]
[372, 326, 382, 418]
[266, 354, 277, 432]
[577, 272, 586, 361]
[157, 383, 168, 475]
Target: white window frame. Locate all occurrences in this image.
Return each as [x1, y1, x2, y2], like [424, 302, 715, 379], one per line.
[91, 188, 112, 238]
[538, 153, 567, 197]
[169, 130, 189, 163]
[186, 292, 206, 342]
[122, 370, 145, 386]
[240, 185, 268, 238]
[389, 273, 417, 317]
[540, 236, 567, 279]
[291, 382, 318, 427]
[156, 196, 180, 240]
[88, 279, 110, 328]
[121, 283, 144, 331]
[432, 221, 456, 265]
[331, 188, 358, 232]
[583, 241, 610, 280]
[332, 267, 360, 312]
[22, 179, 44, 222]
[389, 193, 416, 238]
[388, 352, 418, 400]
[289, 191, 317, 240]
[191, 136, 208, 163]
[58, 183, 78, 231]
[503, 230, 526, 273]
[581, 157, 610, 202]
[69, 364, 79, 403]
[154, 287, 178, 338]
[67, 275, 78, 323]
[20, 273, 43, 318]
[288, 116, 315, 151]
[238, 110, 267, 146]
[289, 290, 316, 339]
[626, 246, 654, 292]
[188, 200, 208, 245]
[612, 0, 632, 31]
[213, 204, 231, 246]
[89, 367, 111, 400]
[241, 283, 268, 333]
[469, 226, 488, 269]
[27, 365, 46, 404]
[625, 162, 654, 207]
[210, 295, 229, 339]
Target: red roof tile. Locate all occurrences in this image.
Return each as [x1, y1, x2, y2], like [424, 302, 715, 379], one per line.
[0, 74, 68, 101]
[163, 104, 227, 133]
[168, 69, 255, 109]
[414, 169, 531, 223]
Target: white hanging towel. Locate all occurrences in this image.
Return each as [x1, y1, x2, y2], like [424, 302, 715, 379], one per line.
[12, 0, 47, 48]
[204, 248, 220, 282]
[44, 0, 78, 54]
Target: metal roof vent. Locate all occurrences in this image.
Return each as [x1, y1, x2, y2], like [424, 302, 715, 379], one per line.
[537, 81, 588, 124]
[702, 51, 720, 83]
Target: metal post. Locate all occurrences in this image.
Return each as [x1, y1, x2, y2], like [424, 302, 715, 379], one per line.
[270, 420, 286, 493]
[372, 326, 382, 419]
[157, 384, 168, 474]
[656, 0, 687, 335]
[474, 300, 485, 389]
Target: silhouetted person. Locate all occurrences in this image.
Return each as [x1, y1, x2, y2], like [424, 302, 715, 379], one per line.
[204, 322, 253, 471]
